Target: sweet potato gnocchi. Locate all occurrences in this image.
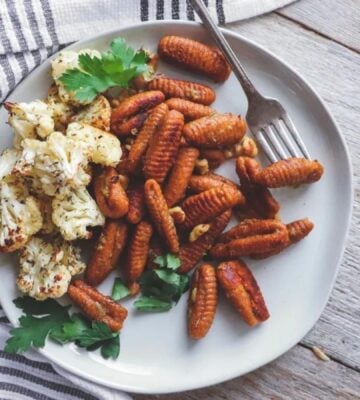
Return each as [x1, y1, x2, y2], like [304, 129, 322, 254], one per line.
[2, 34, 324, 344]
[158, 36, 231, 82]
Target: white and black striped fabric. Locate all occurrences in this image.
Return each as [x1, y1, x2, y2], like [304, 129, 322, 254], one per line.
[0, 0, 295, 399]
[0, 0, 296, 103]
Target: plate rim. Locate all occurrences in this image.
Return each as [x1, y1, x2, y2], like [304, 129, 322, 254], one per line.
[0, 19, 353, 394]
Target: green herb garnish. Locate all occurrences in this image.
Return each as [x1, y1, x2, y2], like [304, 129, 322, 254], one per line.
[111, 277, 131, 301]
[5, 297, 120, 360]
[59, 37, 150, 103]
[134, 296, 172, 312]
[134, 253, 190, 312]
[4, 298, 69, 353]
[154, 253, 181, 270]
[51, 313, 89, 343]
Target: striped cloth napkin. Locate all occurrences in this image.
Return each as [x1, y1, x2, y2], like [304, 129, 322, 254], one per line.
[0, 0, 295, 399]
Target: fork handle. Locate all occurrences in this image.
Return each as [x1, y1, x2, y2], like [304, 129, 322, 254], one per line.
[190, 0, 259, 100]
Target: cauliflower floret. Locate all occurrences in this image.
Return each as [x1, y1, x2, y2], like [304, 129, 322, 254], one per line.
[44, 131, 90, 187]
[37, 195, 57, 235]
[71, 95, 111, 131]
[66, 122, 122, 167]
[0, 175, 42, 252]
[17, 236, 86, 300]
[52, 186, 105, 240]
[5, 100, 55, 147]
[45, 84, 75, 132]
[51, 49, 101, 105]
[0, 148, 21, 180]
[15, 131, 91, 196]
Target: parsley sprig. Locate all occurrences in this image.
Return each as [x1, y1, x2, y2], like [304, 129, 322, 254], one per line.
[111, 277, 131, 301]
[134, 254, 190, 312]
[59, 38, 150, 103]
[5, 254, 188, 357]
[5, 297, 120, 360]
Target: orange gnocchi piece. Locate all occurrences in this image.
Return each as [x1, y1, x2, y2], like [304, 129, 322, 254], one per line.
[68, 280, 128, 332]
[144, 179, 180, 253]
[148, 76, 216, 105]
[158, 36, 231, 82]
[210, 219, 289, 259]
[125, 103, 168, 174]
[85, 220, 128, 286]
[144, 109, 184, 184]
[111, 91, 165, 136]
[217, 260, 269, 326]
[182, 186, 244, 229]
[236, 157, 280, 219]
[126, 181, 146, 224]
[188, 172, 238, 193]
[188, 264, 217, 340]
[183, 113, 247, 148]
[124, 221, 153, 293]
[179, 210, 231, 274]
[254, 158, 324, 188]
[93, 167, 129, 218]
[163, 147, 199, 207]
[165, 98, 214, 121]
[251, 218, 314, 259]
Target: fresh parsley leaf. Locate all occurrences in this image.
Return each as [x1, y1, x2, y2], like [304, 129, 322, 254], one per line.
[5, 316, 48, 353]
[111, 278, 130, 301]
[5, 298, 70, 353]
[59, 37, 150, 103]
[101, 53, 125, 75]
[78, 53, 104, 76]
[110, 38, 136, 66]
[154, 270, 190, 303]
[59, 68, 110, 103]
[53, 317, 121, 359]
[51, 313, 88, 344]
[139, 270, 172, 299]
[154, 253, 181, 270]
[131, 50, 151, 75]
[134, 296, 172, 312]
[166, 254, 181, 270]
[153, 255, 167, 268]
[135, 254, 190, 312]
[74, 321, 118, 348]
[5, 297, 121, 360]
[154, 269, 182, 286]
[100, 336, 120, 359]
[111, 67, 138, 86]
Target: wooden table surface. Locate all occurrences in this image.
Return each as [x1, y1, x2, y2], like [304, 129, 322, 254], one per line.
[136, 1, 360, 399]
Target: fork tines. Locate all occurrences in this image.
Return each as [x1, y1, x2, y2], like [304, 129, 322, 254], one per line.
[252, 116, 311, 163]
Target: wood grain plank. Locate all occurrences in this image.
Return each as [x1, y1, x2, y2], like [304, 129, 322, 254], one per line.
[134, 345, 360, 399]
[226, 12, 360, 371]
[277, 0, 360, 52]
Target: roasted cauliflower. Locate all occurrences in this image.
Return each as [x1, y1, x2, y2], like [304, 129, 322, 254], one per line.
[15, 131, 91, 196]
[0, 148, 20, 180]
[52, 186, 105, 240]
[5, 100, 55, 148]
[46, 84, 74, 132]
[71, 95, 111, 131]
[37, 195, 57, 235]
[17, 236, 86, 300]
[51, 49, 101, 105]
[0, 175, 42, 252]
[66, 122, 122, 167]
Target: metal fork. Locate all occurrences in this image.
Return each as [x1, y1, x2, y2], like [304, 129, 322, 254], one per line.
[190, 0, 311, 162]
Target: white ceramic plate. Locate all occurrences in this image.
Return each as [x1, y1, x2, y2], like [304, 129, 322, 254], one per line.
[0, 21, 352, 394]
